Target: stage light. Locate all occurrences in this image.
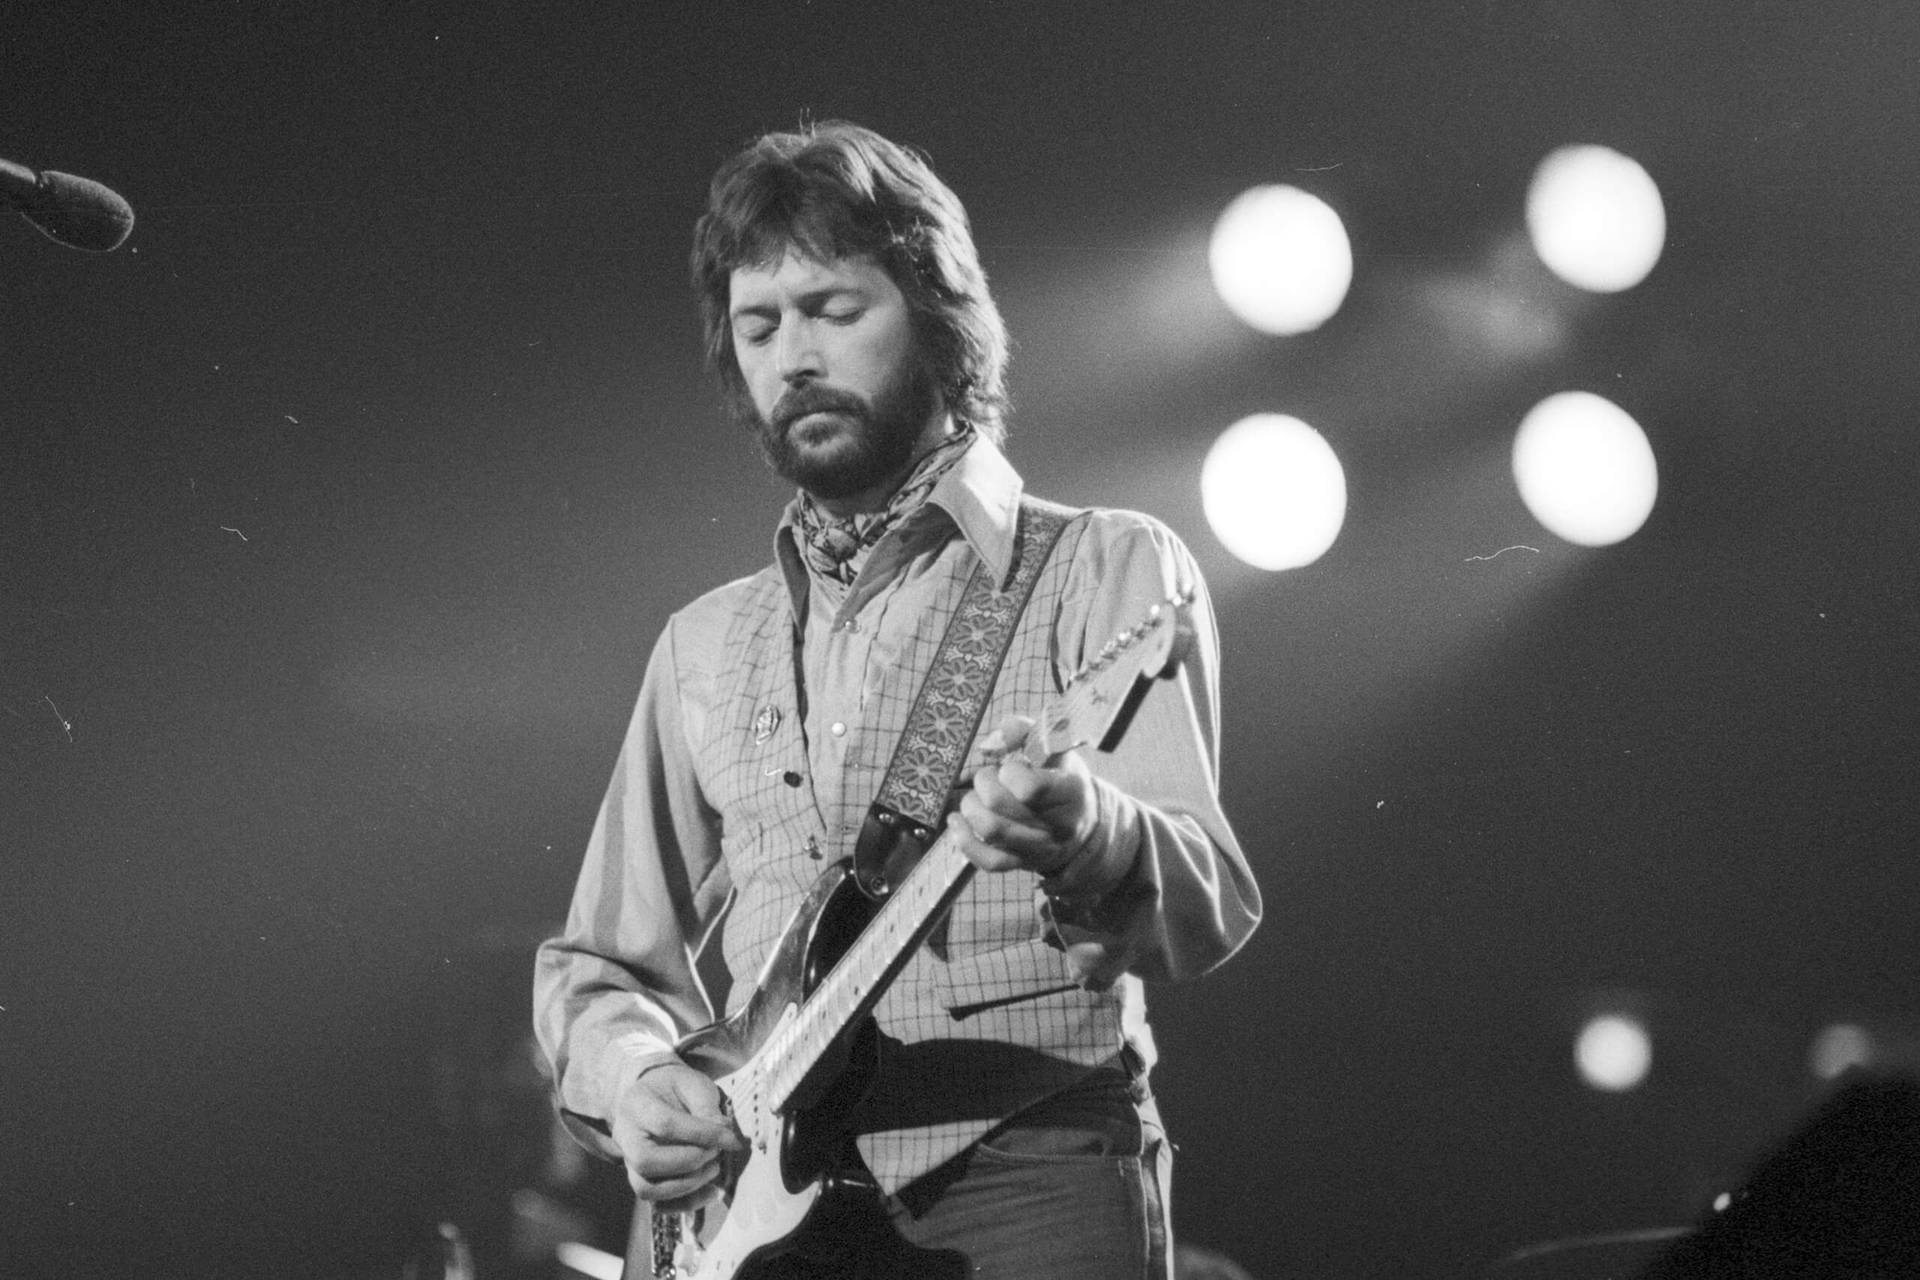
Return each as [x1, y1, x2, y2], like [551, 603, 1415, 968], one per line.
[1201, 413, 1346, 570]
[1808, 1023, 1876, 1081]
[1576, 1013, 1653, 1092]
[1526, 144, 1666, 292]
[1208, 185, 1353, 334]
[1512, 391, 1658, 546]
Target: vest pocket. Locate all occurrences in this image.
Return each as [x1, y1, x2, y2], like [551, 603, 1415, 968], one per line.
[933, 936, 1081, 1020]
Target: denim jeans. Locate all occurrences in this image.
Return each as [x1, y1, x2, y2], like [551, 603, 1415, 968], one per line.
[756, 1062, 1173, 1280]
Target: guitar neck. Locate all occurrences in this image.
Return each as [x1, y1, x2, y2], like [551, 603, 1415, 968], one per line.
[761, 832, 976, 1112]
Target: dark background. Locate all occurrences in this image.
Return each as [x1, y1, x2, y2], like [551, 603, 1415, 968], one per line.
[5, 3, 1917, 1277]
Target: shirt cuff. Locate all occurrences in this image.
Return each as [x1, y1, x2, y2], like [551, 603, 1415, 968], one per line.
[1039, 776, 1146, 928]
[560, 1035, 682, 1160]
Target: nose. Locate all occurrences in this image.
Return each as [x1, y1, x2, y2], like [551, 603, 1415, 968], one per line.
[774, 317, 823, 385]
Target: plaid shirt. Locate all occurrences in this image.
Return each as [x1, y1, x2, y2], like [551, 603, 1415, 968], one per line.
[534, 435, 1260, 1192]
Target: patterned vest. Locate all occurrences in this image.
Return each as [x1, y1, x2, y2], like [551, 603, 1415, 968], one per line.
[685, 511, 1137, 1192]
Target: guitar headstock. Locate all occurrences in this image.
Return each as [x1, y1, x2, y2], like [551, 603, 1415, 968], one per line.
[1026, 586, 1196, 763]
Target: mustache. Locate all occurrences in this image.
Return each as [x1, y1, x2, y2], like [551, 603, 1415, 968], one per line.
[769, 384, 870, 433]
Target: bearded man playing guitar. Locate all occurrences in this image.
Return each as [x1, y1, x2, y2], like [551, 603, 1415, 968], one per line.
[533, 121, 1261, 1280]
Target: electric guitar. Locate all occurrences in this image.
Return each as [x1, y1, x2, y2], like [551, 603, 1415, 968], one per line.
[627, 590, 1196, 1280]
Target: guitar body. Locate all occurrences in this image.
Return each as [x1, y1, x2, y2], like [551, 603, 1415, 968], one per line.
[630, 858, 884, 1280]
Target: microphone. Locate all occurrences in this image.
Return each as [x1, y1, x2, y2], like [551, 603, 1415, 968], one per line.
[1, 155, 134, 252]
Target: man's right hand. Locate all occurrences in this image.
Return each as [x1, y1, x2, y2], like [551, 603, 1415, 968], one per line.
[610, 1060, 745, 1211]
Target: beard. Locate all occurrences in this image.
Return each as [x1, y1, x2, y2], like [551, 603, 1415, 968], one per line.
[743, 360, 942, 502]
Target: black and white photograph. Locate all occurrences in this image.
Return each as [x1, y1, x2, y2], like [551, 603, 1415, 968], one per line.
[5, 5, 1917, 1277]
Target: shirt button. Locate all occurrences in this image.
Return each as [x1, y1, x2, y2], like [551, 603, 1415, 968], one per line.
[830, 721, 847, 737]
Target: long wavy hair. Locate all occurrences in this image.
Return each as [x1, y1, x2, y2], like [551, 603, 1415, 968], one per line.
[691, 121, 1010, 445]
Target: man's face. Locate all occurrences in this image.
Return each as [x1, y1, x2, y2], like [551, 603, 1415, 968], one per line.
[728, 250, 942, 506]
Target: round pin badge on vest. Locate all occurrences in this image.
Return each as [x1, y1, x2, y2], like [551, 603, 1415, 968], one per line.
[752, 705, 781, 743]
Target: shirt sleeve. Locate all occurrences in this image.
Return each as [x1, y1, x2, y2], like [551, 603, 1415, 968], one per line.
[531, 614, 732, 1158]
[1036, 512, 1263, 988]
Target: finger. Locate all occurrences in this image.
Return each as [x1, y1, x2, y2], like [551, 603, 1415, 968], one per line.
[952, 803, 1056, 873]
[632, 1145, 723, 1185]
[665, 1074, 746, 1144]
[979, 714, 1037, 764]
[969, 772, 1080, 857]
[947, 810, 1025, 873]
[629, 1154, 724, 1203]
[986, 757, 1060, 809]
[958, 790, 1049, 851]
[640, 1104, 742, 1150]
[993, 714, 1036, 747]
[625, 1081, 740, 1151]
[967, 767, 1032, 822]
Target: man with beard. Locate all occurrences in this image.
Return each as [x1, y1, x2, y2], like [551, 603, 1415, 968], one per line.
[533, 122, 1260, 1280]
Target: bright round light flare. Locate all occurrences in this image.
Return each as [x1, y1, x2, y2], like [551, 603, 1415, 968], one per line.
[1576, 1014, 1652, 1092]
[1808, 1023, 1876, 1081]
[1209, 185, 1353, 334]
[1512, 391, 1657, 546]
[1527, 144, 1666, 292]
[1202, 414, 1347, 570]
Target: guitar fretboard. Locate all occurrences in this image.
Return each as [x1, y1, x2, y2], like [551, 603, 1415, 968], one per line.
[762, 831, 975, 1113]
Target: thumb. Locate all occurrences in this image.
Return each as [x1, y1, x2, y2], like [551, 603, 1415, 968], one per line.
[671, 1068, 729, 1122]
[982, 714, 1038, 758]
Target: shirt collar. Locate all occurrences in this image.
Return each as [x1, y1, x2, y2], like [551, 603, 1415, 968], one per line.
[773, 431, 1026, 619]
[926, 431, 1024, 586]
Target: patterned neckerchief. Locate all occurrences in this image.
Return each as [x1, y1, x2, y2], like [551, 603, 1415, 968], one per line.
[794, 426, 975, 585]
